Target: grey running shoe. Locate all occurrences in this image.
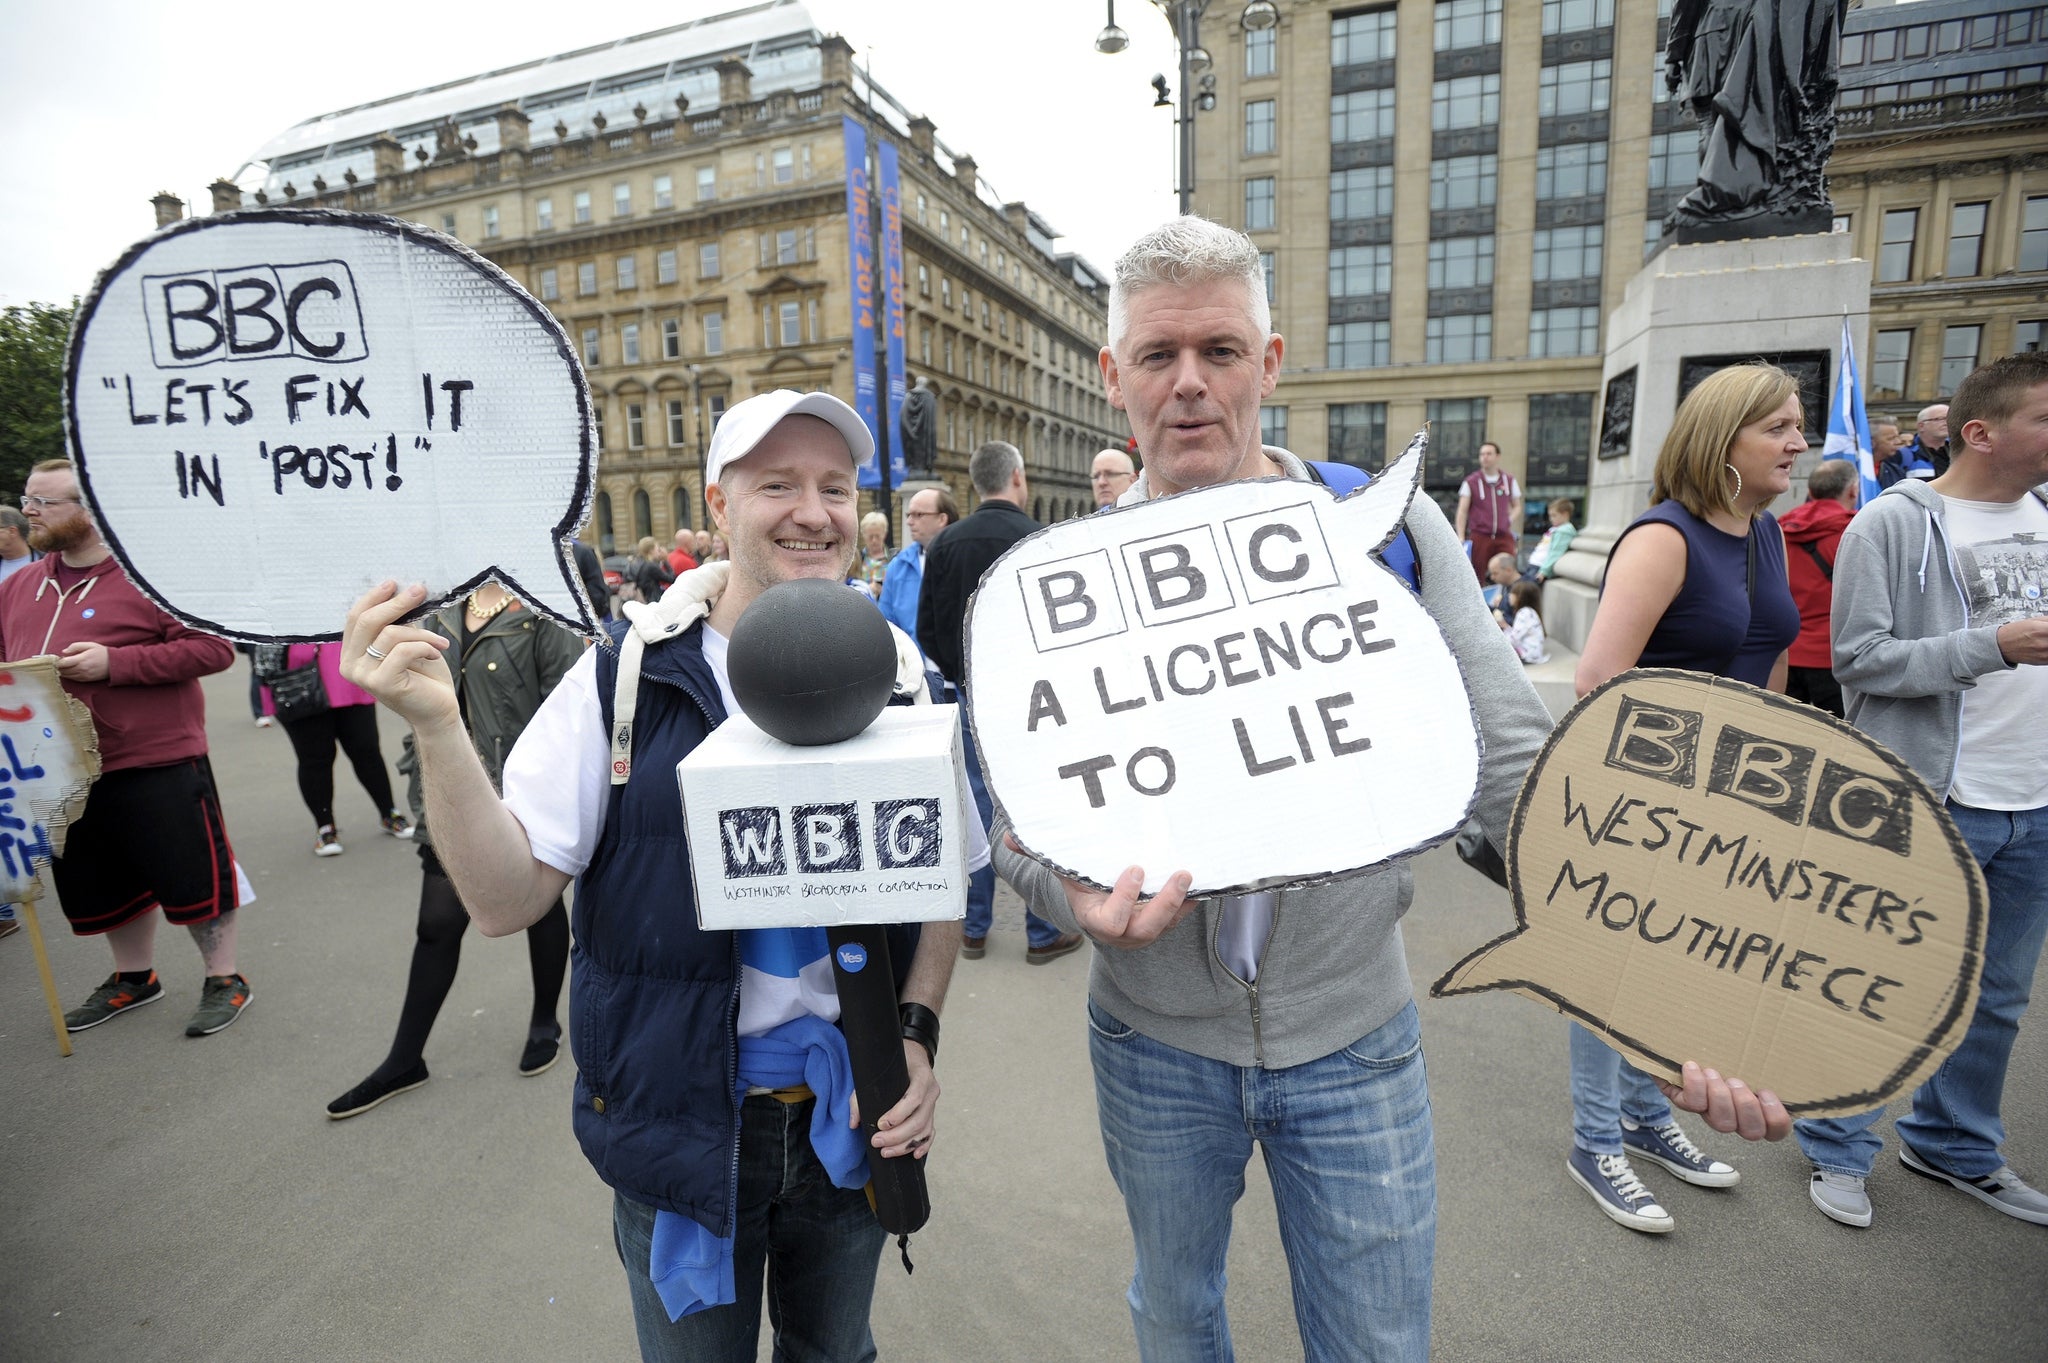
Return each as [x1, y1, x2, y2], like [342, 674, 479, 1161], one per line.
[186, 974, 253, 1036]
[1809, 1170, 1872, 1227]
[65, 972, 164, 1032]
[1900, 1143, 2048, 1226]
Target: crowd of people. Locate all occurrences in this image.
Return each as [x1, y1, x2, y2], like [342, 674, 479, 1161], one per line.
[10, 212, 2044, 1363]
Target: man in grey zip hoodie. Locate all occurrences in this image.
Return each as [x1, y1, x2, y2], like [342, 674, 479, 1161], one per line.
[1797, 351, 2048, 1230]
[994, 217, 1793, 1362]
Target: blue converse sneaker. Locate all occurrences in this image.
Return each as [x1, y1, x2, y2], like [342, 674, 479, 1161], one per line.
[1567, 1147, 1673, 1233]
[1900, 1142, 2048, 1226]
[1622, 1118, 1740, 1187]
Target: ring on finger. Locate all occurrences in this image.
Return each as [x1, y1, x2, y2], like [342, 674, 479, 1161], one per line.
[364, 644, 388, 660]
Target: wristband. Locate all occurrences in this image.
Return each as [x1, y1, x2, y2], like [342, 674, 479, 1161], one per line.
[898, 1001, 940, 1066]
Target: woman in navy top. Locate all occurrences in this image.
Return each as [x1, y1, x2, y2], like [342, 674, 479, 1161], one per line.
[1565, 363, 1805, 1235]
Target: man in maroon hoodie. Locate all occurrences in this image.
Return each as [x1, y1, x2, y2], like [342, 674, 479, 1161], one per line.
[0, 460, 249, 1037]
[1778, 459, 1858, 716]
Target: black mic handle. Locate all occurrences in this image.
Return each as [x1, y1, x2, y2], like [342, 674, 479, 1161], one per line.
[826, 923, 931, 1236]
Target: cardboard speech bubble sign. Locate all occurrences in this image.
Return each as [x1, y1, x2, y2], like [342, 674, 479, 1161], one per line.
[967, 435, 1479, 897]
[66, 209, 596, 641]
[0, 659, 101, 900]
[1432, 670, 1986, 1118]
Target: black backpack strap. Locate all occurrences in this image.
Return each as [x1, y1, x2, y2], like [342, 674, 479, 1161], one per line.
[1798, 540, 1833, 582]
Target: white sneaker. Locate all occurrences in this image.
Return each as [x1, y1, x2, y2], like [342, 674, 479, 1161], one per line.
[314, 825, 344, 857]
[254, 715, 274, 729]
[1809, 1170, 1872, 1227]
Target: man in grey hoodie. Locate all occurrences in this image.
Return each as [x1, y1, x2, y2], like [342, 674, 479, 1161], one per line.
[1799, 351, 2048, 1230]
[994, 216, 1793, 1362]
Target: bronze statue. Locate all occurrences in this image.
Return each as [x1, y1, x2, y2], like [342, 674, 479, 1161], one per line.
[1663, 0, 1841, 244]
[899, 375, 937, 477]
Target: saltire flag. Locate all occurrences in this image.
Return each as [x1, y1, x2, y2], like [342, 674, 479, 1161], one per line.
[1822, 316, 1878, 506]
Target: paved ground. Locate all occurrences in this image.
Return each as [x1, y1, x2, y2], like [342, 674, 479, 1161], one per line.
[3, 666, 2044, 1361]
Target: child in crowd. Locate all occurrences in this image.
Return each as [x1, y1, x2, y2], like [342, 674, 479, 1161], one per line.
[1503, 579, 1549, 664]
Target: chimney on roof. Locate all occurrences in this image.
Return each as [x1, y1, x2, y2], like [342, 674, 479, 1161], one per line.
[495, 104, 531, 153]
[1004, 202, 1032, 235]
[717, 57, 753, 108]
[208, 179, 243, 214]
[151, 193, 185, 228]
[953, 153, 977, 196]
[372, 135, 406, 181]
[819, 34, 854, 88]
[908, 116, 935, 156]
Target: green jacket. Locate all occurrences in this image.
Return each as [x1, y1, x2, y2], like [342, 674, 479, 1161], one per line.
[402, 600, 586, 848]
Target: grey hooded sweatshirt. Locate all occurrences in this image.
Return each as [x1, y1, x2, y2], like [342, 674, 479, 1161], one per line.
[1830, 477, 2048, 797]
[993, 447, 1554, 1069]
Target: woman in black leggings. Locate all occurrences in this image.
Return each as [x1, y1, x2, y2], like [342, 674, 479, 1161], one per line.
[327, 582, 584, 1118]
[266, 643, 409, 854]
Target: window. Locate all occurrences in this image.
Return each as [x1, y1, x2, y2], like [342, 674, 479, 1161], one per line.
[1331, 165, 1395, 221]
[1330, 245, 1393, 297]
[657, 249, 677, 286]
[1261, 251, 1277, 303]
[1871, 329, 1913, 399]
[621, 324, 640, 365]
[773, 147, 794, 184]
[918, 263, 931, 297]
[1331, 87, 1397, 144]
[654, 174, 673, 210]
[582, 327, 600, 367]
[535, 197, 553, 231]
[1542, 0, 1613, 34]
[538, 267, 559, 301]
[1939, 325, 1981, 394]
[1879, 209, 1918, 283]
[626, 403, 644, 448]
[1245, 100, 1276, 155]
[1538, 59, 1612, 117]
[709, 394, 725, 431]
[1430, 154, 1498, 210]
[700, 242, 720, 279]
[614, 182, 631, 218]
[916, 192, 928, 224]
[577, 261, 597, 296]
[981, 299, 991, 330]
[1426, 313, 1491, 363]
[483, 205, 499, 239]
[778, 301, 801, 347]
[2025, 197, 2048, 273]
[1644, 133, 1696, 192]
[920, 326, 932, 365]
[441, 213, 457, 235]
[943, 335, 955, 373]
[633, 489, 651, 540]
[2015, 320, 2044, 354]
[1245, 177, 1277, 231]
[1261, 406, 1289, 449]
[616, 255, 637, 291]
[1334, 8, 1397, 64]
[1428, 236, 1494, 289]
[942, 278, 953, 308]
[1327, 321, 1390, 368]
[775, 229, 799, 265]
[662, 318, 680, 360]
[1537, 142, 1608, 201]
[703, 312, 723, 355]
[1434, 0, 1502, 52]
[1947, 202, 1988, 277]
[696, 166, 716, 202]
[1248, 23, 1277, 76]
[1529, 306, 1601, 357]
[594, 405, 606, 451]
[1432, 75, 1500, 131]
[1426, 398, 1490, 480]
[574, 190, 592, 225]
[1528, 392, 1595, 479]
[1531, 224, 1604, 281]
[1327, 403, 1387, 467]
[667, 399, 686, 446]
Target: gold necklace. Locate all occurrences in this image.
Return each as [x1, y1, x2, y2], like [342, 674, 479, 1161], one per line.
[466, 589, 514, 623]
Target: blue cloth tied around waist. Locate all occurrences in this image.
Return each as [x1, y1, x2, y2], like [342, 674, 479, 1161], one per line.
[647, 1014, 867, 1320]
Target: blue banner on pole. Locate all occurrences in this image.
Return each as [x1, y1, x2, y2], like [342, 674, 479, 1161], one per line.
[843, 116, 884, 488]
[879, 140, 908, 488]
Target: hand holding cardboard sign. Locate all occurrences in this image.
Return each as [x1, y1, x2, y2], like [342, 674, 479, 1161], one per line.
[1659, 1061, 1792, 1142]
[55, 642, 110, 683]
[340, 581, 457, 728]
[1002, 833, 1196, 948]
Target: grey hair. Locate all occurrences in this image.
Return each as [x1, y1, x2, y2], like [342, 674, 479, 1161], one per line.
[0, 507, 27, 536]
[969, 441, 1023, 497]
[1106, 216, 1270, 353]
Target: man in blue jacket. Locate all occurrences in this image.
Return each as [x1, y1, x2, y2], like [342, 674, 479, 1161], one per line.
[343, 389, 967, 1360]
[876, 484, 955, 641]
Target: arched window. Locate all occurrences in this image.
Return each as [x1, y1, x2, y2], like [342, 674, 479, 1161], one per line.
[596, 491, 615, 554]
[633, 488, 653, 542]
[1033, 496, 1044, 521]
[672, 485, 693, 531]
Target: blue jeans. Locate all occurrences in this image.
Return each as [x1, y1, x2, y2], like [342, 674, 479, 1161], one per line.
[1089, 998, 1435, 1363]
[1797, 799, 2048, 1179]
[1567, 1021, 1674, 1155]
[612, 1094, 885, 1363]
[951, 686, 1062, 948]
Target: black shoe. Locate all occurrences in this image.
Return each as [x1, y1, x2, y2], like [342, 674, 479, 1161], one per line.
[327, 1062, 429, 1119]
[519, 1031, 561, 1077]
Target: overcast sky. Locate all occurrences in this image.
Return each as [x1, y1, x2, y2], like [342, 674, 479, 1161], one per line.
[0, 0, 1202, 308]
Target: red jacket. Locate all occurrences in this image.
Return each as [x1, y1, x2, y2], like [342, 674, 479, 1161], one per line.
[1777, 496, 1853, 669]
[0, 556, 235, 772]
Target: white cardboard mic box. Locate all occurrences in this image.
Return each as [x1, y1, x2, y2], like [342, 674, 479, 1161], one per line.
[679, 705, 971, 930]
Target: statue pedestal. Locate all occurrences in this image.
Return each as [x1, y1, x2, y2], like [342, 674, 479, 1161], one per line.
[1546, 232, 1871, 654]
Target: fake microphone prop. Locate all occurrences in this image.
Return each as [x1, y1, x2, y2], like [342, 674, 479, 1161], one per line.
[717, 579, 941, 1238]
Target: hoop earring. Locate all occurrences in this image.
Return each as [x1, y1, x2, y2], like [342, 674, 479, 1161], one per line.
[1725, 462, 1744, 505]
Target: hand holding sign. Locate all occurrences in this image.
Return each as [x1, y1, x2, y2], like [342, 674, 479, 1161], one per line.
[970, 434, 1478, 897]
[1433, 670, 1987, 1118]
[67, 209, 596, 642]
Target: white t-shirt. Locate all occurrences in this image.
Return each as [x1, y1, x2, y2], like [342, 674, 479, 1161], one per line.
[1943, 494, 2048, 810]
[501, 629, 989, 1036]
[0, 554, 39, 584]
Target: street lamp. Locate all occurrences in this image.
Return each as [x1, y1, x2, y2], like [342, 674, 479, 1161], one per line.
[1100, 1, 1281, 215]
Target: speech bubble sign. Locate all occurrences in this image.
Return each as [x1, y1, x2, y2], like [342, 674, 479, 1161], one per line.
[0, 659, 101, 901]
[1432, 669, 1986, 1118]
[65, 208, 596, 641]
[967, 435, 1479, 897]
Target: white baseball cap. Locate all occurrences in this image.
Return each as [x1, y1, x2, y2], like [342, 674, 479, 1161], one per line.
[703, 389, 875, 487]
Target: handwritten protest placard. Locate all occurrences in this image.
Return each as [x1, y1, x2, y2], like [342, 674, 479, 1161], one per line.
[967, 436, 1479, 896]
[66, 208, 595, 641]
[1433, 670, 1986, 1117]
[0, 659, 100, 900]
